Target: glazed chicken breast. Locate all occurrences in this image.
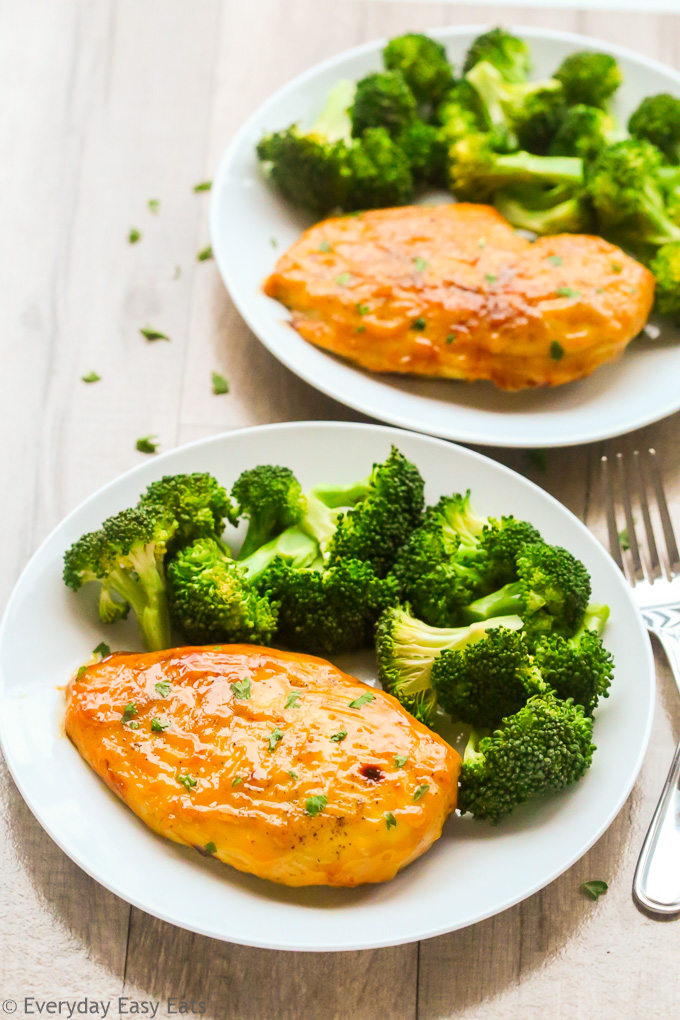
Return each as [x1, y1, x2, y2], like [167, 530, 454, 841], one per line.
[264, 203, 654, 391]
[65, 645, 459, 887]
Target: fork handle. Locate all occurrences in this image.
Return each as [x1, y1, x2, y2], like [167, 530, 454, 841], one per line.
[633, 630, 680, 915]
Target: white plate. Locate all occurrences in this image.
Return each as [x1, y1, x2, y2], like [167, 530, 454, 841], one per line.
[211, 26, 680, 449]
[0, 422, 653, 950]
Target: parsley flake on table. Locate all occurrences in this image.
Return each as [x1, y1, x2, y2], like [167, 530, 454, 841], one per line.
[121, 702, 138, 723]
[413, 784, 429, 802]
[232, 776, 242, 787]
[336, 272, 351, 286]
[348, 692, 375, 709]
[394, 755, 408, 768]
[128, 227, 141, 244]
[270, 237, 278, 248]
[267, 727, 283, 751]
[411, 317, 426, 330]
[385, 812, 397, 830]
[204, 841, 217, 853]
[197, 244, 213, 262]
[211, 371, 229, 395]
[330, 730, 347, 742]
[81, 371, 101, 383]
[148, 199, 160, 214]
[155, 681, 171, 698]
[284, 693, 301, 709]
[93, 642, 110, 657]
[547, 255, 563, 266]
[619, 527, 630, 551]
[173, 265, 182, 280]
[230, 677, 251, 699]
[550, 341, 564, 362]
[176, 774, 197, 789]
[527, 449, 548, 472]
[139, 326, 169, 342]
[413, 257, 429, 272]
[151, 717, 169, 733]
[582, 880, 608, 901]
[136, 435, 159, 454]
[193, 181, 212, 193]
[305, 794, 327, 817]
[556, 287, 580, 298]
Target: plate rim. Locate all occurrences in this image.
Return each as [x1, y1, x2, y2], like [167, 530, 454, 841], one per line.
[0, 421, 655, 950]
[211, 24, 680, 449]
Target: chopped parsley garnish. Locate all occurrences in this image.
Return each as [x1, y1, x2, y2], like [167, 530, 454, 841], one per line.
[547, 255, 563, 266]
[288, 770, 298, 780]
[611, 262, 622, 273]
[627, 286, 637, 295]
[556, 287, 579, 298]
[413, 257, 429, 272]
[485, 273, 497, 285]
[128, 721, 139, 730]
[582, 880, 608, 901]
[197, 245, 213, 262]
[330, 730, 347, 742]
[193, 181, 212, 193]
[81, 371, 101, 384]
[148, 199, 160, 214]
[336, 272, 351, 286]
[139, 326, 169, 342]
[93, 642, 110, 657]
[478, 237, 487, 248]
[136, 435, 158, 454]
[128, 228, 141, 244]
[211, 371, 229, 395]
[411, 317, 426, 330]
[413, 784, 429, 802]
[176, 774, 197, 789]
[385, 812, 397, 830]
[232, 776, 242, 787]
[155, 681, 171, 698]
[204, 841, 216, 853]
[151, 717, 169, 732]
[355, 325, 366, 333]
[267, 727, 283, 751]
[230, 677, 251, 699]
[550, 341, 564, 362]
[318, 240, 332, 253]
[348, 692, 375, 709]
[121, 702, 138, 723]
[357, 302, 370, 315]
[445, 334, 456, 344]
[394, 755, 408, 768]
[305, 794, 327, 817]
[76, 665, 88, 679]
[285, 693, 301, 709]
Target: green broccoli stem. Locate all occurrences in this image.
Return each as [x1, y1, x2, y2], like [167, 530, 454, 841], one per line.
[237, 521, 275, 562]
[577, 603, 609, 638]
[637, 183, 680, 244]
[107, 547, 171, 651]
[466, 61, 510, 130]
[494, 151, 583, 186]
[240, 526, 320, 580]
[461, 581, 526, 623]
[312, 79, 355, 143]
[307, 479, 370, 509]
[300, 492, 345, 553]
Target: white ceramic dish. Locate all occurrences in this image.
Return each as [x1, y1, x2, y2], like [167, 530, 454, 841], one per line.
[0, 422, 654, 950]
[211, 26, 680, 449]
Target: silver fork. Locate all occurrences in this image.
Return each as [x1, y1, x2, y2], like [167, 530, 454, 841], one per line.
[602, 448, 680, 916]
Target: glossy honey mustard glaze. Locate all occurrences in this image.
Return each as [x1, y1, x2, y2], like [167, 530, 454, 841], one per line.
[264, 203, 655, 391]
[65, 645, 460, 887]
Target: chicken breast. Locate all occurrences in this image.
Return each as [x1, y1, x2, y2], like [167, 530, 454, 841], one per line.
[65, 645, 459, 887]
[264, 202, 654, 391]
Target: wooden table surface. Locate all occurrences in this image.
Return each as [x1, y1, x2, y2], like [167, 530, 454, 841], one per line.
[2, 1, 680, 1016]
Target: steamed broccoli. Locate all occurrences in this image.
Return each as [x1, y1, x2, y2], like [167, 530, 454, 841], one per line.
[462, 541, 591, 640]
[550, 104, 622, 163]
[383, 32, 455, 106]
[231, 465, 304, 559]
[532, 604, 614, 714]
[458, 692, 596, 822]
[431, 625, 544, 728]
[494, 182, 592, 235]
[650, 241, 680, 320]
[167, 537, 278, 645]
[350, 71, 417, 137]
[464, 60, 565, 154]
[375, 604, 523, 724]
[395, 119, 447, 185]
[140, 472, 236, 549]
[437, 81, 485, 144]
[239, 525, 322, 579]
[449, 132, 583, 202]
[554, 51, 623, 109]
[628, 93, 680, 164]
[463, 28, 532, 84]
[63, 506, 176, 651]
[343, 126, 415, 209]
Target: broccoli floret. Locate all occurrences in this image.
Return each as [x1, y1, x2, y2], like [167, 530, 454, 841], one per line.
[650, 241, 680, 320]
[63, 506, 176, 651]
[395, 119, 447, 185]
[258, 557, 398, 656]
[383, 33, 454, 106]
[449, 132, 583, 202]
[587, 139, 680, 247]
[463, 28, 532, 84]
[437, 81, 484, 144]
[465, 61, 565, 153]
[629, 93, 680, 164]
[550, 104, 622, 163]
[458, 692, 595, 822]
[494, 182, 592, 235]
[231, 465, 304, 559]
[375, 604, 523, 725]
[344, 126, 415, 209]
[350, 71, 418, 137]
[533, 604, 613, 715]
[462, 541, 591, 639]
[432, 626, 545, 728]
[554, 51, 623, 109]
[140, 472, 235, 549]
[167, 538, 278, 645]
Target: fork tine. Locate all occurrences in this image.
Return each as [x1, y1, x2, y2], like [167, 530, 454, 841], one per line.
[616, 452, 644, 580]
[647, 448, 680, 577]
[601, 455, 624, 571]
[632, 450, 661, 579]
